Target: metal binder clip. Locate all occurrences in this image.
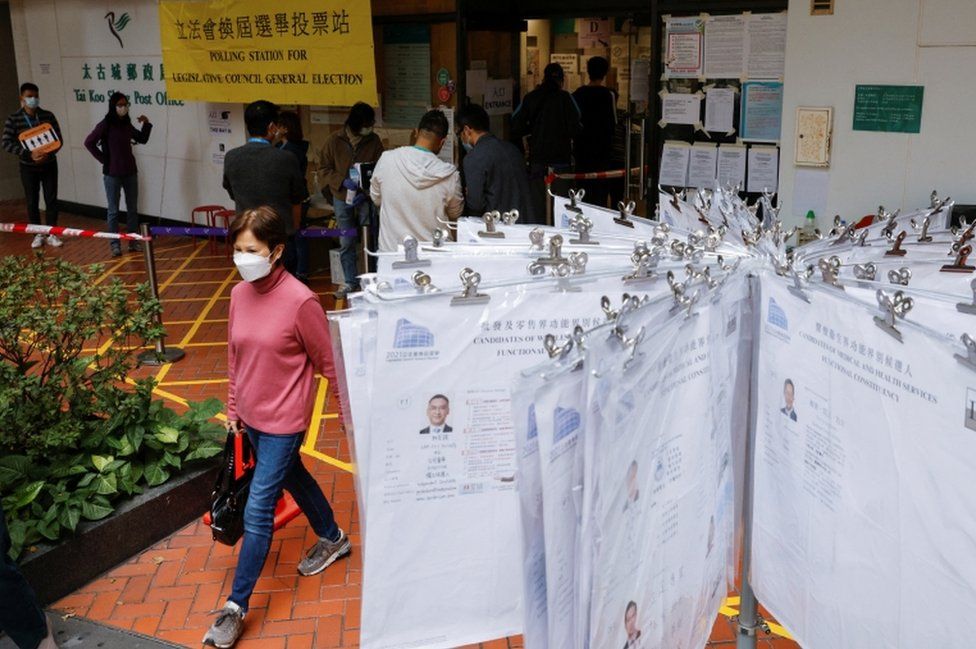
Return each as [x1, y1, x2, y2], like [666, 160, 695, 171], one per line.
[529, 227, 545, 251]
[954, 333, 976, 372]
[615, 200, 637, 228]
[788, 270, 810, 303]
[949, 220, 976, 257]
[853, 262, 877, 282]
[884, 231, 908, 257]
[826, 215, 844, 238]
[568, 213, 599, 245]
[651, 223, 671, 248]
[667, 270, 699, 317]
[879, 206, 900, 239]
[411, 271, 438, 294]
[392, 236, 432, 269]
[450, 268, 490, 306]
[956, 279, 976, 315]
[911, 215, 933, 243]
[873, 289, 913, 342]
[621, 326, 647, 370]
[623, 242, 658, 283]
[478, 211, 505, 239]
[533, 233, 568, 267]
[818, 256, 843, 289]
[832, 223, 857, 246]
[855, 229, 870, 246]
[431, 228, 447, 248]
[543, 333, 573, 360]
[942, 244, 975, 274]
[887, 267, 911, 286]
[685, 263, 717, 289]
[564, 188, 585, 213]
[501, 210, 520, 225]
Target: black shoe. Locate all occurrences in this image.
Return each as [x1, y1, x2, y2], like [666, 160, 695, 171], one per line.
[111, 245, 122, 258]
[128, 241, 143, 253]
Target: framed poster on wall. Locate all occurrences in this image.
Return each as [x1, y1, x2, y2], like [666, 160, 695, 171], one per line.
[794, 106, 832, 167]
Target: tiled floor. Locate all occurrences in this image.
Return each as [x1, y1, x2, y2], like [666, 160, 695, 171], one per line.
[1, 206, 798, 648]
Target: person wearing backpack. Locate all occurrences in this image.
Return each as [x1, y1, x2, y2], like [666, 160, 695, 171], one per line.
[84, 92, 152, 257]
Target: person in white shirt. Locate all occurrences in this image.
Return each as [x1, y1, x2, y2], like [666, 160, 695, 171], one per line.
[420, 394, 452, 435]
[370, 110, 464, 252]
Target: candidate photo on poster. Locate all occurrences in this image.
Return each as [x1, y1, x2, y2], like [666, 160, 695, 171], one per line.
[623, 460, 640, 512]
[780, 378, 797, 421]
[420, 394, 453, 434]
[623, 600, 642, 649]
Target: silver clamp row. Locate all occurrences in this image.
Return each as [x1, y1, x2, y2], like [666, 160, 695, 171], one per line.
[873, 289, 913, 342]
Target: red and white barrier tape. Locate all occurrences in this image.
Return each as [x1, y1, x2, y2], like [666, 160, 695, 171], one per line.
[545, 166, 649, 184]
[0, 223, 150, 241]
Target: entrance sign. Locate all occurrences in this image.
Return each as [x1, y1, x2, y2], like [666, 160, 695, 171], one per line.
[159, 0, 377, 105]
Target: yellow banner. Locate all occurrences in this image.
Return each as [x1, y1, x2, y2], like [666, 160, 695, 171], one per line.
[159, 0, 377, 105]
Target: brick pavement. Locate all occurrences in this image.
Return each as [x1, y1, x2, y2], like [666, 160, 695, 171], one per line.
[1, 206, 798, 648]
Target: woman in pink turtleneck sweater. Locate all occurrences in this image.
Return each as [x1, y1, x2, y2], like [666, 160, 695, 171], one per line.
[203, 206, 350, 649]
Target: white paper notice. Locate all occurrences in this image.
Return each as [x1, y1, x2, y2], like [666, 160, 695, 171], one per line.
[659, 141, 691, 187]
[661, 93, 702, 126]
[466, 69, 488, 96]
[705, 88, 735, 133]
[791, 168, 830, 219]
[717, 145, 747, 189]
[484, 79, 514, 116]
[688, 144, 719, 189]
[665, 17, 704, 79]
[746, 13, 787, 79]
[746, 146, 779, 193]
[550, 53, 579, 75]
[704, 14, 746, 79]
[630, 59, 650, 102]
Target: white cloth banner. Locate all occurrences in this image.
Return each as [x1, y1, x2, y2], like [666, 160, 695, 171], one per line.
[752, 275, 976, 649]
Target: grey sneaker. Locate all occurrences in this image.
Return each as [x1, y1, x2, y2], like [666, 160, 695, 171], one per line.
[110, 243, 122, 258]
[333, 285, 352, 299]
[202, 602, 244, 648]
[298, 528, 351, 576]
[128, 241, 142, 253]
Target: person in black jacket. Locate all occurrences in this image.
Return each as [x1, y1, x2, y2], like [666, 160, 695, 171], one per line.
[573, 56, 617, 208]
[458, 104, 535, 223]
[512, 63, 581, 224]
[275, 111, 311, 283]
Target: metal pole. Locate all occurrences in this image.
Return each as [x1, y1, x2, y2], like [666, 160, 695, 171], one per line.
[638, 116, 647, 201]
[360, 225, 369, 281]
[545, 166, 553, 227]
[137, 223, 185, 366]
[623, 115, 633, 201]
[736, 274, 762, 649]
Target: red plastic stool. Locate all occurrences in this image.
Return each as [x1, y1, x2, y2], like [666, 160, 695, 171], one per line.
[210, 209, 236, 258]
[191, 205, 224, 249]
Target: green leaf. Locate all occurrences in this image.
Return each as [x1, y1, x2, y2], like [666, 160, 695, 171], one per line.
[8, 481, 45, 509]
[184, 440, 224, 462]
[91, 455, 113, 473]
[0, 455, 32, 488]
[154, 426, 180, 445]
[77, 473, 96, 488]
[37, 518, 60, 541]
[80, 500, 113, 521]
[163, 451, 182, 470]
[127, 425, 145, 451]
[92, 473, 117, 495]
[144, 462, 170, 487]
[58, 506, 80, 532]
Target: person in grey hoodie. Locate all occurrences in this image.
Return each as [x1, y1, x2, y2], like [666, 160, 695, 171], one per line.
[370, 110, 464, 252]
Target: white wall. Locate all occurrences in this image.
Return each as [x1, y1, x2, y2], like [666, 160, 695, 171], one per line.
[8, 0, 243, 223]
[778, 0, 976, 228]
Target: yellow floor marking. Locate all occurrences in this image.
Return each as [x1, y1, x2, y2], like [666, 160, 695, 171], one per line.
[93, 257, 132, 285]
[157, 243, 207, 293]
[177, 270, 237, 348]
[719, 597, 794, 641]
[162, 318, 228, 326]
[301, 377, 354, 473]
[161, 280, 228, 287]
[157, 378, 229, 386]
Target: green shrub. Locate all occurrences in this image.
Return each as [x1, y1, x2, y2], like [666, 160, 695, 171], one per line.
[0, 255, 224, 559]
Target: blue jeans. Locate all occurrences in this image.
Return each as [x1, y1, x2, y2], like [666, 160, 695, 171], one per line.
[228, 427, 339, 611]
[103, 174, 139, 249]
[0, 511, 48, 649]
[332, 198, 371, 290]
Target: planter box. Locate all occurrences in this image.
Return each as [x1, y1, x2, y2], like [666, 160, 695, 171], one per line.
[20, 462, 219, 606]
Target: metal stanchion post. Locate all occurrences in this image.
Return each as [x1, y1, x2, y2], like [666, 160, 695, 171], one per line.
[638, 117, 647, 201]
[137, 223, 186, 366]
[545, 166, 554, 227]
[360, 225, 369, 280]
[737, 275, 764, 649]
[623, 114, 633, 200]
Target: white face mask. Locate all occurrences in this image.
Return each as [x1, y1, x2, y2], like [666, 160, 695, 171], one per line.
[23, 96, 38, 109]
[359, 127, 373, 137]
[233, 251, 275, 282]
[116, 105, 129, 117]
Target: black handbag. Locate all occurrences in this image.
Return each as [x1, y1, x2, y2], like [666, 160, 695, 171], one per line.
[209, 430, 254, 546]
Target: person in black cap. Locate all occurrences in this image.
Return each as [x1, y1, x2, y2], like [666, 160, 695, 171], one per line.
[512, 63, 581, 224]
